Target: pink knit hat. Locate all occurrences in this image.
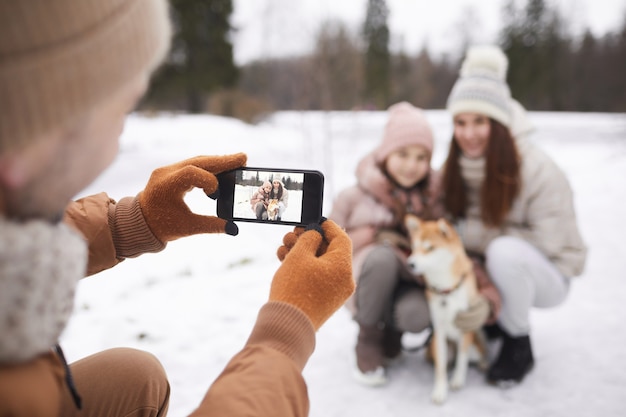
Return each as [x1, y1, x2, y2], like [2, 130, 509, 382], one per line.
[374, 102, 434, 164]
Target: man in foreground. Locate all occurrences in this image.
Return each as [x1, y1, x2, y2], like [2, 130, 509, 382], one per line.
[0, 1, 355, 416]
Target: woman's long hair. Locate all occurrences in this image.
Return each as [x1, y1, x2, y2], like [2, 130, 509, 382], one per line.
[442, 119, 521, 227]
[270, 182, 283, 200]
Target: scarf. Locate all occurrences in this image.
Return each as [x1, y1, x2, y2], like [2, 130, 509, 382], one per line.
[459, 155, 485, 189]
[459, 155, 486, 208]
[0, 216, 86, 363]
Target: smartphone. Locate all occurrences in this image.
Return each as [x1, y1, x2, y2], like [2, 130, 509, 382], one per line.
[217, 167, 324, 226]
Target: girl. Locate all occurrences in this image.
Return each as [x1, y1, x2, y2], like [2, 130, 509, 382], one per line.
[250, 181, 272, 219]
[329, 102, 500, 386]
[443, 45, 587, 384]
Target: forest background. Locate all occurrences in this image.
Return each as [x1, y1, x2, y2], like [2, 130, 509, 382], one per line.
[142, 0, 626, 121]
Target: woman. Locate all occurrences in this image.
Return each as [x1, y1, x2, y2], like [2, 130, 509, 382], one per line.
[443, 45, 587, 384]
[329, 102, 501, 386]
[270, 175, 289, 221]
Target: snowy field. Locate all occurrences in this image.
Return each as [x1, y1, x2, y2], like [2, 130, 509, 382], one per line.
[61, 110, 626, 416]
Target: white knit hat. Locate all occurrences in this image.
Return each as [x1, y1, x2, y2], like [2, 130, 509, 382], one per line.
[446, 45, 513, 128]
[374, 101, 434, 164]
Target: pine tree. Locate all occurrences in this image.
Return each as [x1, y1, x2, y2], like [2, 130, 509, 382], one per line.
[148, 0, 238, 113]
[362, 0, 390, 109]
[311, 20, 362, 110]
[606, 12, 626, 111]
[499, 0, 571, 110]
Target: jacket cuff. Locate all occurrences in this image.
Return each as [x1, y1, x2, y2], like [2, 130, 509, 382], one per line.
[245, 302, 316, 371]
[480, 287, 502, 324]
[471, 256, 502, 323]
[108, 196, 166, 258]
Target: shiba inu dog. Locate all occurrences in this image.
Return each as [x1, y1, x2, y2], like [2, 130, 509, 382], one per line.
[267, 199, 280, 221]
[404, 214, 487, 404]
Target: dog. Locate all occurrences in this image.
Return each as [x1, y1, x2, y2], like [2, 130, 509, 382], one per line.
[404, 214, 487, 404]
[266, 199, 280, 221]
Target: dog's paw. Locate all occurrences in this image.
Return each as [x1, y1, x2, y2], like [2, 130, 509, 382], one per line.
[477, 358, 489, 372]
[450, 365, 468, 390]
[450, 374, 465, 390]
[431, 383, 448, 405]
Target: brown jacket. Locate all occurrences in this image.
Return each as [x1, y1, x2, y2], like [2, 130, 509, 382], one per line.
[1, 193, 314, 417]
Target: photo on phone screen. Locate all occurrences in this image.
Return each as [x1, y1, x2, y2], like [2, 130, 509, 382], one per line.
[217, 167, 324, 226]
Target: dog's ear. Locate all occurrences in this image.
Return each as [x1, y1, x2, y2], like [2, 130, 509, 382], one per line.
[404, 214, 421, 234]
[437, 218, 453, 239]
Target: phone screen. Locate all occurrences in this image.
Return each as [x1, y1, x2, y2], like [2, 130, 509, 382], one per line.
[217, 167, 324, 226]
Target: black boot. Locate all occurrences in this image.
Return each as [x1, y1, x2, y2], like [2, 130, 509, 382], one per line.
[382, 325, 403, 359]
[483, 323, 505, 341]
[487, 332, 534, 384]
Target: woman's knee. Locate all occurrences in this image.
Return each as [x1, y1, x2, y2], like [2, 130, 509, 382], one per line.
[485, 236, 525, 263]
[485, 236, 529, 282]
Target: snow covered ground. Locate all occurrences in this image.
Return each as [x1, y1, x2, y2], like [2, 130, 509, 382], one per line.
[61, 110, 626, 416]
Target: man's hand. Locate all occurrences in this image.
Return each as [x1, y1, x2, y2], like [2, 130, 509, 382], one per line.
[271, 220, 354, 330]
[138, 153, 247, 241]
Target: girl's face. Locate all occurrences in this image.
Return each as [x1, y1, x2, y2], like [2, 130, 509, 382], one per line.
[453, 113, 491, 159]
[385, 144, 430, 188]
[273, 180, 280, 188]
[263, 185, 271, 193]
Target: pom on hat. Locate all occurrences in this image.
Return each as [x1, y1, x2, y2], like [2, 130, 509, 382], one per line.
[460, 45, 509, 80]
[374, 102, 434, 164]
[447, 45, 513, 128]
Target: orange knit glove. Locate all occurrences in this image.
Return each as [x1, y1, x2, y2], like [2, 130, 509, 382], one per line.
[271, 219, 354, 330]
[137, 153, 247, 241]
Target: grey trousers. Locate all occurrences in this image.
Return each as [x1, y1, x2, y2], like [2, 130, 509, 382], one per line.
[354, 245, 431, 333]
[485, 236, 570, 337]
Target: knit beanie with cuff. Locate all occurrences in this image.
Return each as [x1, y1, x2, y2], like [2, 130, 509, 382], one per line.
[374, 101, 434, 165]
[446, 45, 513, 129]
[0, 0, 172, 152]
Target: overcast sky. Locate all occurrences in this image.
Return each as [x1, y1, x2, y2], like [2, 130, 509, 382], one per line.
[231, 0, 626, 64]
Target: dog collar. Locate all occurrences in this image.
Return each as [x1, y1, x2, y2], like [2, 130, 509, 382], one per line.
[427, 273, 468, 296]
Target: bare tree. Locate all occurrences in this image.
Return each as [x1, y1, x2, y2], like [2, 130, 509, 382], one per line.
[310, 20, 363, 110]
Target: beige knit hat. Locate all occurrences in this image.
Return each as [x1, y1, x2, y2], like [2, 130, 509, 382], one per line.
[374, 101, 434, 164]
[0, 0, 172, 152]
[446, 45, 513, 128]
